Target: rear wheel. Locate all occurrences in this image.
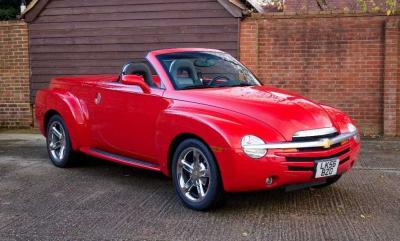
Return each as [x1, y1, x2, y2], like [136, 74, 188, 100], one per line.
[172, 138, 224, 211]
[46, 115, 75, 167]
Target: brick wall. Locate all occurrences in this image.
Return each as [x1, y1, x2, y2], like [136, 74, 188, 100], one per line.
[0, 21, 32, 128]
[1, 16, 399, 136]
[240, 13, 400, 136]
[384, 18, 400, 136]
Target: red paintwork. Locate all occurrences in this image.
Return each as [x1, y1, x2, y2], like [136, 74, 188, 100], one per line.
[35, 48, 361, 192]
[152, 75, 161, 88]
[120, 75, 151, 93]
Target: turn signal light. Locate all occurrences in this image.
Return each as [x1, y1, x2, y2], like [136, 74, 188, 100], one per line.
[341, 140, 349, 145]
[279, 148, 298, 153]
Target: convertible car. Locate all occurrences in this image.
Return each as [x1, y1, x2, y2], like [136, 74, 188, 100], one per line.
[35, 48, 360, 210]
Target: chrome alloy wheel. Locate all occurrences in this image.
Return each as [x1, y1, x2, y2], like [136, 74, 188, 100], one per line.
[176, 147, 211, 202]
[48, 121, 67, 162]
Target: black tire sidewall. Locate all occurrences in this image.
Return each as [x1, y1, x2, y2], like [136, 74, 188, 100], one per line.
[172, 138, 223, 211]
[46, 115, 73, 168]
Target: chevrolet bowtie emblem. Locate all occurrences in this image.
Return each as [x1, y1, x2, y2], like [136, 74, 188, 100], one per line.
[321, 138, 332, 148]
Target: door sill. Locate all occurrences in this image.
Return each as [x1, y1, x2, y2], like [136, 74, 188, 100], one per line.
[80, 147, 160, 172]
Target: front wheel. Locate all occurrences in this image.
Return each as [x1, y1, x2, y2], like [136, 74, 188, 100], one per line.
[172, 139, 224, 211]
[46, 115, 75, 167]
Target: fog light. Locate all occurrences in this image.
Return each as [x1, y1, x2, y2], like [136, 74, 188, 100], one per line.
[266, 177, 273, 185]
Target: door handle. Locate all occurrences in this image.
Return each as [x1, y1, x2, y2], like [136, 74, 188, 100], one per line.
[95, 93, 101, 105]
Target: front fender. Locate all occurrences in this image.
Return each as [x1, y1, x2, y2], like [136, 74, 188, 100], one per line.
[35, 89, 89, 150]
[155, 101, 285, 191]
[321, 104, 357, 133]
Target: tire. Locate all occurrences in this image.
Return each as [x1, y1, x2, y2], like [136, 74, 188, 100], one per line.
[172, 138, 224, 211]
[313, 175, 342, 189]
[46, 114, 75, 168]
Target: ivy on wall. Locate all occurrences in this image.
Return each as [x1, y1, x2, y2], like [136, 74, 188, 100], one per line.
[247, 0, 398, 14]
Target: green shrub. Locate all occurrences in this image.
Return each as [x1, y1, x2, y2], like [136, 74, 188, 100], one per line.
[0, 0, 32, 20]
[0, 5, 18, 20]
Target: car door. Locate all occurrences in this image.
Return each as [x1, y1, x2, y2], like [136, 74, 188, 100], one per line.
[90, 81, 168, 165]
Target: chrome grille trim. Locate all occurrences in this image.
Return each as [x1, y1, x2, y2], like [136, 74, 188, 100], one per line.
[293, 127, 337, 138]
[242, 130, 357, 150]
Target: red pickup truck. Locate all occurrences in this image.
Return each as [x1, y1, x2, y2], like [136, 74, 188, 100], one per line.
[35, 48, 360, 210]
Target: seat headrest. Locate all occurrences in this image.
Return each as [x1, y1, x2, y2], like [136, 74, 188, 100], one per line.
[169, 59, 201, 88]
[121, 63, 157, 88]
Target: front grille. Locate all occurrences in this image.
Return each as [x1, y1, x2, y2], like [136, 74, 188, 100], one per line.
[284, 147, 351, 172]
[298, 142, 342, 152]
[286, 148, 350, 162]
[282, 129, 353, 172]
[340, 156, 350, 165]
[294, 132, 342, 152]
[288, 166, 314, 171]
[292, 132, 339, 142]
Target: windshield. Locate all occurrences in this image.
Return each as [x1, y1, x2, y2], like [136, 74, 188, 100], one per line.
[156, 51, 261, 90]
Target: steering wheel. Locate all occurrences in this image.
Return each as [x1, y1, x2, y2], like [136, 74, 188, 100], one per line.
[208, 75, 230, 86]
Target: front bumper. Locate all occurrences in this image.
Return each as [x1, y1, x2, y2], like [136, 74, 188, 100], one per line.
[218, 138, 361, 192]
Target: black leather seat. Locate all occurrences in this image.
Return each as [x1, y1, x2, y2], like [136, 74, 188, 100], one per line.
[169, 59, 202, 88]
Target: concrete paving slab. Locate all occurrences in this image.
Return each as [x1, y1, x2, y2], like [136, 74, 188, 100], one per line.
[0, 134, 399, 241]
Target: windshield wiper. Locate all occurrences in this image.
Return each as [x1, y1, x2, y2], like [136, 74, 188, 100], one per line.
[180, 85, 210, 90]
[229, 83, 254, 87]
[181, 83, 253, 90]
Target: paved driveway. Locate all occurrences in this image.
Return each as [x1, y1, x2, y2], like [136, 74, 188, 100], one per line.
[0, 133, 399, 241]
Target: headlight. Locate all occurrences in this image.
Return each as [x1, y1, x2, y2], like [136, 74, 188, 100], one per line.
[347, 123, 360, 143]
[241, 135, 267, 158]
[347, 123, 357, 133]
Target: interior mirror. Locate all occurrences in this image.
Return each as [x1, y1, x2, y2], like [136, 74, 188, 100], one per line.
[121, 75, 151, 93]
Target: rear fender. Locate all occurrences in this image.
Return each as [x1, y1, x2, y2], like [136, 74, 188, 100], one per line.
[35, 89, 89, 150]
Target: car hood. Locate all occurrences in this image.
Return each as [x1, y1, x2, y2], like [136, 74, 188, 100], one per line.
[167, 86, 334, 141]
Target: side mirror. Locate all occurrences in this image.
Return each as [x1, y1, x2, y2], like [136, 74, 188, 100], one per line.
[121, 75, 151, 94]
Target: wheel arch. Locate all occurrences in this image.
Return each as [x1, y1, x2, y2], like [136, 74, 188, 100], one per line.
[166, 132, 227, 196]
[155, 103, 275, 191]
[156, 109, 235, 179]
[167, 133, 216, 177]
[43, 109, 61, 135]
[36, 89, 89, 151]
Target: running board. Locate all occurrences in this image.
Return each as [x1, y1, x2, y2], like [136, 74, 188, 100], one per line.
[80, 147, 160, 172]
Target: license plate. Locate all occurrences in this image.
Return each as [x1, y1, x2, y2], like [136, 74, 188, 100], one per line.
[315, 158, 339, 178]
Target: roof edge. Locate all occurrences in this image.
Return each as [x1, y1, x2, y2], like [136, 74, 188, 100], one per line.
[245, 0, 265, 13]
[22, 0, 245, 23]
[22, 0, 50, 23]
[217, 0, 244, 18]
